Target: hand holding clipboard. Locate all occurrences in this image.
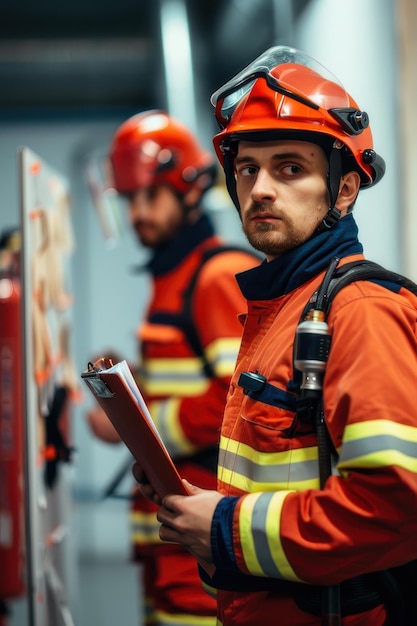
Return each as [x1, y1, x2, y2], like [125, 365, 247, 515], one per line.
[81, 358, 189, 498]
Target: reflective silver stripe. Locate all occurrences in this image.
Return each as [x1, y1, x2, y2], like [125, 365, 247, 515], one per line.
[142, 368, 205, 382]
[139, 357, 210, 396]
[141, 356, 202, 372]
[150, 398, 195, 457]
[218, 438, 320, 490]
[220, 448, 320, 484]
[130, 511, 161, 544]
[206, 337, 241, 377]
[239, 491, 301, 581]
[250, 492, 282, 577]
[139, 338, 240, 395]
[339, 419, 417, 472]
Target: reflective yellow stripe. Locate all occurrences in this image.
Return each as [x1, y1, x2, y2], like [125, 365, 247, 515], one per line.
[239, 491, 301, 582]
[264, 492, 300, 581]
[206, 337, 241, 377]
[239, 493, 263, 574]
[149, 398, 196, 457]
[220, 436, 319, 465]
[218, 436, 320, 491]
[139, 337, 240, 396]
[339, 419, 417, 473]
[154, 610, 216, 625]
[201, 579, 217, 599]
[131, 528, 161, 544]
[140, 357, 210, 396]
[130, 510, 161, 544]
[344, 419, 417, 443]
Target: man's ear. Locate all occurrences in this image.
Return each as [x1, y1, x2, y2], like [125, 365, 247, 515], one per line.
[335, 171, 361, 215]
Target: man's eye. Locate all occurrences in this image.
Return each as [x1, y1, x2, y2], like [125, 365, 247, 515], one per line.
[237, 165, 257, 177]
[282, 164, 302, 176]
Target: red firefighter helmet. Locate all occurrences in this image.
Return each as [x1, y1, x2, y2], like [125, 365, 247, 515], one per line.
[211, 46, 385, 214]
[109, 110, 216, 196]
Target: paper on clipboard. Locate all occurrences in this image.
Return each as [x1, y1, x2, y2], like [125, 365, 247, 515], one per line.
[81, 358, 188, 497]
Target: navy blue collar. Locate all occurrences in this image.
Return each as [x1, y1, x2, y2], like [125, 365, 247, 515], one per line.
[236, 214, 363, 300]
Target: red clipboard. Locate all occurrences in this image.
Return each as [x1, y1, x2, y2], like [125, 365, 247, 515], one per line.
[81, 358, 189, 497]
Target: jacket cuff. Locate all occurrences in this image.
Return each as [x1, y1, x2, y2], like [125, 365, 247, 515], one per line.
[211, 496, 240, 571]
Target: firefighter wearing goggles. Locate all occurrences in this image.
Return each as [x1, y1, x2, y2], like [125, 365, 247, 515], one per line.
[133, 48, 417, 626]
[211, 45, 385, 228]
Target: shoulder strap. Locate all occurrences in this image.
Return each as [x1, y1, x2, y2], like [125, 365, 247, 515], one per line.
[325, 260, 417, 312]
[182, 244, 259, 377]
[300, 259, 417, 323]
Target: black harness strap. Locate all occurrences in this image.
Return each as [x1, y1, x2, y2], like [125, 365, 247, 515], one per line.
[103, 245, 259, 498]
[151, 245, 260, 378]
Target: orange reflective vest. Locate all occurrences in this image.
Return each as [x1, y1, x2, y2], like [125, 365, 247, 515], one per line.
[130, 216, 259, 552]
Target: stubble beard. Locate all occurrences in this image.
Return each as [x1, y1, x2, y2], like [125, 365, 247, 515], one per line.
[133, 218, 183, 250]
[133, 223, 170, 249]
[242, 218, 304, 258]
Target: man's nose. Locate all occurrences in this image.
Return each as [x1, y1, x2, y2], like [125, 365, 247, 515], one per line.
[128, 194, 148, 221]
[250, 170, 276, 203]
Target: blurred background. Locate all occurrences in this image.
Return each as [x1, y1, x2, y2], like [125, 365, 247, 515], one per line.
[0, 0, 416, 624]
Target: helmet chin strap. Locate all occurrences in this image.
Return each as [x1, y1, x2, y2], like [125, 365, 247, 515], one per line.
[316, 143, 343, 233]
[223, 152, 241, 213]
[316, 205, 342, 233]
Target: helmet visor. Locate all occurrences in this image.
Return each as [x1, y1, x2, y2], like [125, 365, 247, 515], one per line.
[210, 45, 345, 129]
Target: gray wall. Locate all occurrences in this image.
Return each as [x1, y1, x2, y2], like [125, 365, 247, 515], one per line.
[296, 0, 401, 271]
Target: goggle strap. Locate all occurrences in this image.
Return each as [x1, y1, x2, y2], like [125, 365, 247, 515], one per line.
[215, 71, 320, 130]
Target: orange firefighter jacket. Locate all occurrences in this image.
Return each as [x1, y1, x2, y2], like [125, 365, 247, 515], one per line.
[206, 214, 417, 625]
[130, 214, 259, 552]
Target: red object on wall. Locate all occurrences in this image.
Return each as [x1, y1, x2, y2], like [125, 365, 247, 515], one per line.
[0, 274, 26, 599]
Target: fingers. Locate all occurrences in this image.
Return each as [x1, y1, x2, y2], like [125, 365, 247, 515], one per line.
[181, 479, 200, 495]
[157, 495, 182, 527]
[131, 462, 146, 484]
[131, 463, 162, 505]
[155, 493, 215, 564]
[157, 499, 182, 542]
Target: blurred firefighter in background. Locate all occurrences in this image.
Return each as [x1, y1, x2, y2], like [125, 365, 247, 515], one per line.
[86, 110, 259, 626]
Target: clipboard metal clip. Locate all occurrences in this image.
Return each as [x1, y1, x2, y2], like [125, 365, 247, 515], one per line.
[81, 360, 114, 398]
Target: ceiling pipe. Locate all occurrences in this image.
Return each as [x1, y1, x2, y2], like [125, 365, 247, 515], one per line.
[158, 0, 198, 133]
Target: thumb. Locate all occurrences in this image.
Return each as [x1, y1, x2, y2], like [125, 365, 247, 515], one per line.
[182, 479, 203, 495]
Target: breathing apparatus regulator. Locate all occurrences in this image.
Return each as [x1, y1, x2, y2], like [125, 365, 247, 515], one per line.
[293, 256, 340, 396]
[294, 251, 417, 398]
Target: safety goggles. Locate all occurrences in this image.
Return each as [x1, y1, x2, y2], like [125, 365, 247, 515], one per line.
[210, 45, 344, 129]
